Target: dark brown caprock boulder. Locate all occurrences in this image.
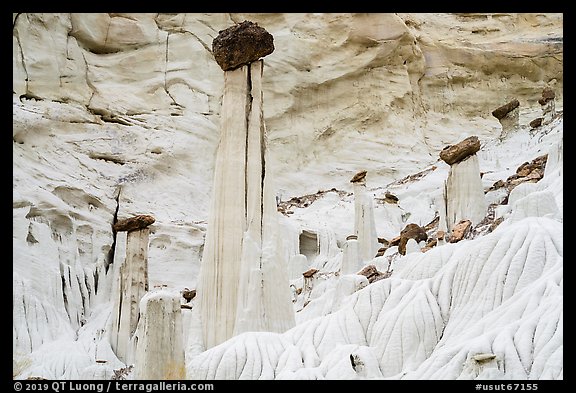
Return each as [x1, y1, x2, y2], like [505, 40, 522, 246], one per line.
[303, 268, 319, 278]
[529, 118, 543, 129]
[350, 170, 367, 183]
[357, 264, 390, 283]
[538, 87, 555, 105]
[113, 214, 155, 232]
[212, 21, 275, 71]
[384, 191, 398, 203]
[398, 223, 428, 255]
[182, 288, 196, 302]
[439, 136, 481, 165]
[491, 99, 520, 120]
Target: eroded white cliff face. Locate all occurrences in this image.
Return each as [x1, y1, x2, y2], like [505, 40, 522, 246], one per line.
[13, 13, 563, 195]
[13, 13, 562, 380]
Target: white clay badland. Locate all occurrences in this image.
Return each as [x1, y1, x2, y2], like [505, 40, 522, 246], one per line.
[13, 13, 562, 380]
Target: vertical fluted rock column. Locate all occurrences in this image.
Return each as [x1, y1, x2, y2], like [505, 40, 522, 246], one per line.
[492, 99, 519, 139]
[350, 171, 379, 263]
[440, 136, 487, 232]
[109, 214, 155, 363]
[133, 290, 185, 379]
[539, 87, 556, 125]
[197, 21, 294, 349]
[341, 235, 361, 274]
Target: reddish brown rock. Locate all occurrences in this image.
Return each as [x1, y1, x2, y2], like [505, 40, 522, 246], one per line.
[389, 236, 401, 247]
[491, 99, 520, 120]
[511, 154, 547, 182]
[212, 21, 275, 71]
[113, 214, 155, 232]
[421, 238, 438, 253]
[350, 170, 367, 183]
[516, 162, 533, 177]
[436, 230, 446, 240]
[439, 136, 481, 165]
[357, 265, 390, 283]
[303, 268, 319, 278]
[398, 223, 428, 255]
[449, 220, 472, 243]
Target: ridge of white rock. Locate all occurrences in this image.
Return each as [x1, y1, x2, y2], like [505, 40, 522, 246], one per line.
[353, 180, 379, 263]
[186, 214, 562, 379]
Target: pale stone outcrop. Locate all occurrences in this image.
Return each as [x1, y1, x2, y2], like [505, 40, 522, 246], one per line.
[108, 215, 154, 363]
[442, 137, 487, 232]
[133, 290, 185, 379]
[340, 238, 361, 275]
[196, 23, 294, 349]
[351, 171, 379, 263]
[109, 227, 150, 363]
